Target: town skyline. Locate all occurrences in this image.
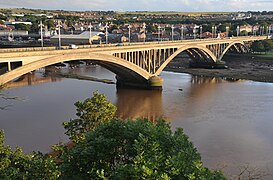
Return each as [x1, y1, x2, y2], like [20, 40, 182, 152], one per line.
[1, 0, 273, 12]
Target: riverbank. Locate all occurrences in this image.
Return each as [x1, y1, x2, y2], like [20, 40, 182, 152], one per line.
[166, 54, 273, 83]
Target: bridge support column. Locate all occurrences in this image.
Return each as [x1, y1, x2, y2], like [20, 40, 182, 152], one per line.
[7, 62, 11, 72]
[116, 76, 163, 90]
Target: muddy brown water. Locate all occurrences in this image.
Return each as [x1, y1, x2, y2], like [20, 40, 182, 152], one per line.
[1, 65, 273, 178]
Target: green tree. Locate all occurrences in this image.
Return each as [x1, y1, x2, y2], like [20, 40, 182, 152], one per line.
[14, 24, 31, 31]
[59, 119, 226, 179]
[262, 39, 273, 53]
[240, 30, 248, 36]
[109, 24, 118, 33]
[46, 19, 55, 29]
[30, 21, 39, 33]
[63, 91, 117, 143]
[66, 20, 73, 28]
[252, 41, 265, 53]
[147, 24, 157, 33]
[0, 130, 60, 179]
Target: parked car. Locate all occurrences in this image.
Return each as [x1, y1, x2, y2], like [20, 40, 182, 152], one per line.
[116, 43, 124, 46]
[69, 44, 78, 49]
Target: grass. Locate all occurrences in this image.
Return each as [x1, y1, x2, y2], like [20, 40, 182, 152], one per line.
[253, 53, 273, 58]
[0, 8, 38, 14]
[117, 11, 231, 16]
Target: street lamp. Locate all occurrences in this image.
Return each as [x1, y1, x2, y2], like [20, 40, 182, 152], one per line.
[212, 26, 215, 38]
[236, 25, 240, 37]
[38, 21, 44, 48]
[193, 26, 196, 39]
[215, 26, 217, 38]
[158, 25, 161, 42]
[56, 21, 62, 49]
[105, 23, 109, 44]
[200, 26, 203, 39]
[226, 26, 229, 38]
[171, 25, 174, 41]
[181, 25, 184, 40]
[88, 23, 93, 45]
[128, 25, 131, 43]
[143, 23, 146, 42]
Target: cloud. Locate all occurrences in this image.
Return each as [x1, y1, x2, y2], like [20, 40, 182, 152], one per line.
[0, 0, 272, 11]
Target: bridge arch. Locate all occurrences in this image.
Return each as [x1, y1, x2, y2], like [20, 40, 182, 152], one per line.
[154, 45, 217, 76]
[217, 41, 246, 61]
[0, 53, 152, 85]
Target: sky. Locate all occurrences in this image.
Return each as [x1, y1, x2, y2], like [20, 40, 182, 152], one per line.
[0, 0, 273, 12]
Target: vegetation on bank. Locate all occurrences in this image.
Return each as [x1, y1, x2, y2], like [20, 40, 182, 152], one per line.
[0, 91, 226, 179]
[251, 39, 273, 54]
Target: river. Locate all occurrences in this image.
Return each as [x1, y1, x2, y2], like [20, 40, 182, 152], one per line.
[1, 64, 273, 178]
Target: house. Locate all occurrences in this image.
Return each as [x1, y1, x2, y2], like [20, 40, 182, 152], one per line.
[239, 25, 253, 33]
[120, 35, 127, 42]
[138, 33, 146, 41]
[201, 32, 213, 38]
[72, 25, 85, 32]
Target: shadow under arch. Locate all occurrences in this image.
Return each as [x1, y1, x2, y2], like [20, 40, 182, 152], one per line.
[217, 41, 246, 61]
[0, 53, 152, 85]
[154, 45, 217, 76]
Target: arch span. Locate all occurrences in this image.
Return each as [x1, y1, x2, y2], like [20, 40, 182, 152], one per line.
[154, 45, 217, 76]
[217, 41, 246, 61]
[0, 53, 151, 85]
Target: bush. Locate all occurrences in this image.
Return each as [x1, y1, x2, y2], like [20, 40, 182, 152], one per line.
[0, 130, 60, 179]
[63, 91, 117, 143]
[59, 119, 225, 179]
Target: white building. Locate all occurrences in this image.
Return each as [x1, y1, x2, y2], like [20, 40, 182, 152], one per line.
[50, 31, 102, 45]
[4, 21, 32, 25]
[0, 30, 28, 37]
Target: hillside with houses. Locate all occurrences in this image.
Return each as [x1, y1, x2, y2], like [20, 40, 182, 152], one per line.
[0, 8, 272, 47]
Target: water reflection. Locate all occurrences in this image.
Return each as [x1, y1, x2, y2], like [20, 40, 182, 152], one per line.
[116, 89, 164, 121]
[3, 71, 61, 89]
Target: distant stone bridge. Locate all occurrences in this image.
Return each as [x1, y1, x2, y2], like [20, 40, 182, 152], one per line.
[0, 36, 269, 89]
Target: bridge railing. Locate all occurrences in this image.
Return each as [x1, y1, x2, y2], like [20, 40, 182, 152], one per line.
[0, 36, 268, 53]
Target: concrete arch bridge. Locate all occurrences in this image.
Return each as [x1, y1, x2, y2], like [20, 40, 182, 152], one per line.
[0, 36, 269, 89]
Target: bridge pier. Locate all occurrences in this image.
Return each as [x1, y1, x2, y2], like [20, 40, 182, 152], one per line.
[116, 76, 163, 90]
[148, 76, 163, 90]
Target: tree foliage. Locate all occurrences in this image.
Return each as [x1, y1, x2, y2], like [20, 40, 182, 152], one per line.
[240, 30, 248, 36]
[0, 130, 60, 179]
[59, 119, 225, 179]
[252, 40, 273, 53]
[63, 91, 117, 143]
[263, 39, 273, 53]
[45, 19, 55, 29]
